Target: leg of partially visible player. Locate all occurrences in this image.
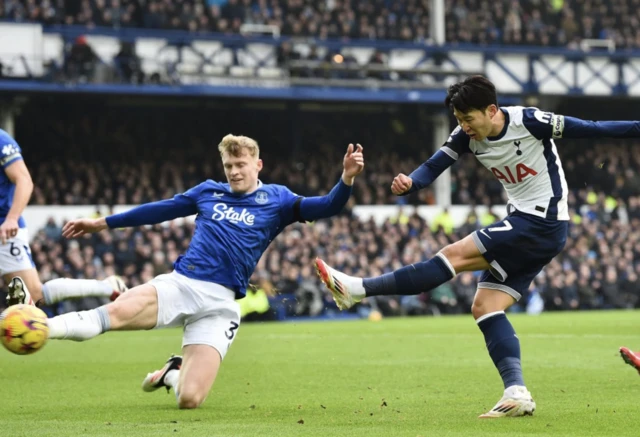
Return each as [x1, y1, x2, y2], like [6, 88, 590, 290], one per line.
[5, 268, 128, 307]
[45, 283, 158, 341]
[620, 347, 640, 374]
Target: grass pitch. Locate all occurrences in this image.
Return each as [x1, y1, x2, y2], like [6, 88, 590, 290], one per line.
[2, 311, 639, 436]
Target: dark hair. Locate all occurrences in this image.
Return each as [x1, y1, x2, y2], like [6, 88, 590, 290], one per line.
[444, 75, 498, 114]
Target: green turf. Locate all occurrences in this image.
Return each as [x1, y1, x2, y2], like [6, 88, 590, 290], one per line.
[2, 311, 639, 436]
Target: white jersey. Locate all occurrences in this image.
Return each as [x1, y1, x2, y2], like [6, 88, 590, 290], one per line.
[442, 106, 569, 221]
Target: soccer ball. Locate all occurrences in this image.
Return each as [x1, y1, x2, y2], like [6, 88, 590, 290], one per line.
[0, 304, 49, 355]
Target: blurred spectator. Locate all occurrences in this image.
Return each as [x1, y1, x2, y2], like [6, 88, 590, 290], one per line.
[453, 271, 476, 312]
[277, 41, 297, 64]
[294, 265, 324, 316]
[239, 276, 274, 321]
[601, 266, 624, 308]
[430, 283, 459, 314]
[114, 41, 143, 84]
[63, 35, 99, 83]
[367, 51, 388, 81]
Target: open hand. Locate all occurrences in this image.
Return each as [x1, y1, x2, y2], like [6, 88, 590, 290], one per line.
[62, 218, 108, 239]
[342, 143, 364, 184]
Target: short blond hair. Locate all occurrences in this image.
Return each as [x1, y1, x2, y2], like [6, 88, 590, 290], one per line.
[218, 134, 260, 158]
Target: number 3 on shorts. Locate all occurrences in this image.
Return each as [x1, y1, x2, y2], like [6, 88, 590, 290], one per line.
[225, 321, 239, 340]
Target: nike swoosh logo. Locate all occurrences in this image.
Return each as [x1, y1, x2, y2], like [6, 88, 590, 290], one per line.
[474, 151, 489, 156]
[479, 229, 492, 239]
[212, 193, 224, 198]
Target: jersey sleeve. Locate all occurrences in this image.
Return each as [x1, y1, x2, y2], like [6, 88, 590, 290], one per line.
[440, 126, 471, 160]
[180, 181, 208, 204]
[0, 131, 23, 169]
[277, 185, 304, 226]
[105, 187, 199, 229]
[522, 107, 565, 140]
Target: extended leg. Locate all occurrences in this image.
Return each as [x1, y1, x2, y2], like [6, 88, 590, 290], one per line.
[47, 283, 158, 341]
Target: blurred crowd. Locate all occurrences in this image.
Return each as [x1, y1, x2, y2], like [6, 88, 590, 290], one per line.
[12, 188, 640, 319]
[16, 98, 640, 209]
[25, 139, 640, 209]
[3, 0, 640, 48]
[3, 98, 638, 319]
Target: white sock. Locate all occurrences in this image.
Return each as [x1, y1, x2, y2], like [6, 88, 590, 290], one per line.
[42, 279, 113, 305]
[339, 274, 365, 299]
[165, 369, 180, 400]
[47, 306, 111, 341]
[351, 278, 366, 299]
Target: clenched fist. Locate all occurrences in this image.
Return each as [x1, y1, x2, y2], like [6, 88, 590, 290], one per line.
[391, 173, 413, 195]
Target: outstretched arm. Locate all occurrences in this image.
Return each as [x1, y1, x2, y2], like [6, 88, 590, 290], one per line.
[298, 178, 353, 221]
[289, 143, 364, 222]
[105, 196, 198, 228]
[392, 149, 456, 195]
[62, 194, 198, 238]
[562, 116, 640, 139]
[523, 109, 640, 140]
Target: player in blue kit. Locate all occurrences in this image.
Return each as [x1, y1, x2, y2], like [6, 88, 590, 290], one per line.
[315, 75, 640, 417]
[41, 134, 364, 409]
[0, 129, 127, 309]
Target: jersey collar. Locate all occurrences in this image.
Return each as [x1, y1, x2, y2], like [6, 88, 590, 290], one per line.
[228, 179, 263, 196]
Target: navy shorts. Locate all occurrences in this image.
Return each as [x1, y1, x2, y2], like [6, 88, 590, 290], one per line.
[471, 211, 568, 301]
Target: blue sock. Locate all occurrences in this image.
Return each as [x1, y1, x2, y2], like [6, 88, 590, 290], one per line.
[363, 254, 455, 297]
[477, 311, 525, 389]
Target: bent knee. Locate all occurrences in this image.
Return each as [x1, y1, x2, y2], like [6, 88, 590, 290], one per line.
[106, 301, 127, 324]
[471, 301, 489, 320]
[177, 383, 208, 409]
[178, 399, 201, 410]
[178, 392, 206, 409]
[438, 243, 459, 262]
[471, 293, 513, 320]
[438, 240, 478, 270]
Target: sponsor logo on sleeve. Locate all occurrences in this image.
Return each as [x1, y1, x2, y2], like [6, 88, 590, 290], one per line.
[551, 114, 564, 139]
[533, 110, 553, 125]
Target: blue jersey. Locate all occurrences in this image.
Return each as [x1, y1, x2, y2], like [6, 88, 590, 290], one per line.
[173, 180, 300, 295]
[106, 177, 352, 298]
[0, 129, 25, 228]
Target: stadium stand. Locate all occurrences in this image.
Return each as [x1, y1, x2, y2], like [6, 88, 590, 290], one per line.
[2, 0, 636, 48]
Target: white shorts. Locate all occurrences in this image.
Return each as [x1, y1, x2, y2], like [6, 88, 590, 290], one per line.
[0, 228, 35, 276]
[150, 271, 241, 359]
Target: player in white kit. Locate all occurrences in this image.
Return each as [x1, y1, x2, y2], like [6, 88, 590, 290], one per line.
[315, 75, 640, 417]
[0, 129, 126, 309]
